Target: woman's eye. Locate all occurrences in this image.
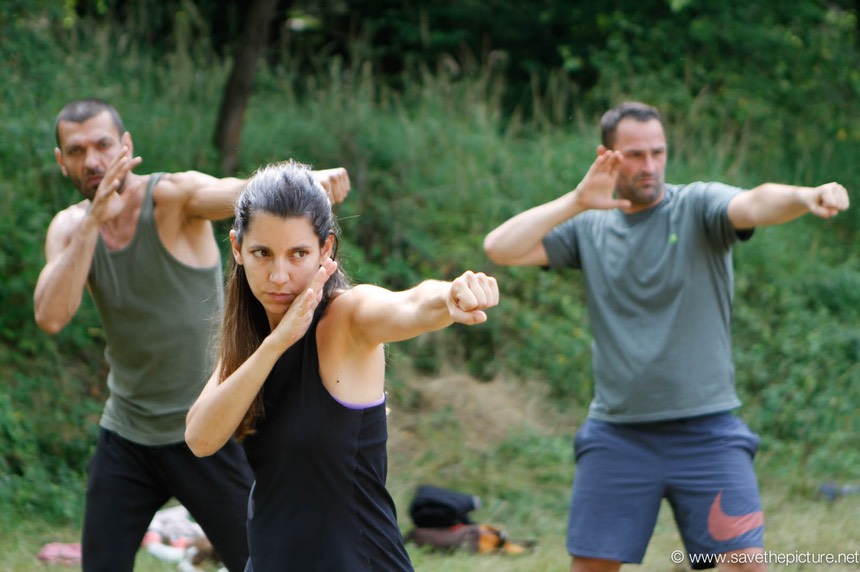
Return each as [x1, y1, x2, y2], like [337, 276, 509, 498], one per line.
[294, 250, 308, 259]
[252, 250, 267, 258]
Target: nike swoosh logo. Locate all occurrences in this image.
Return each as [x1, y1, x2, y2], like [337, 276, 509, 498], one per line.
[707, 490, 764, 541]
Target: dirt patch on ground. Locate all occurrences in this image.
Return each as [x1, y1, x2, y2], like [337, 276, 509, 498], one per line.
[387, 372, 574, 455]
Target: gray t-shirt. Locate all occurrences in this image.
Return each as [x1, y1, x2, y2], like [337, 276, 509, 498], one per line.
[543, 182, 752, 423]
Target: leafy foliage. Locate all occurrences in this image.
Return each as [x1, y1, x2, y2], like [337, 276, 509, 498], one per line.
[2, 2, 858, 523]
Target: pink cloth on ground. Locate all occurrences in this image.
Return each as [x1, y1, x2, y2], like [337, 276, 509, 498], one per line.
[37, 542, 82, 565]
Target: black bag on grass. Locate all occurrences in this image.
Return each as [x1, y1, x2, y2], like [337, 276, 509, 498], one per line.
[408, 484, 481, 528]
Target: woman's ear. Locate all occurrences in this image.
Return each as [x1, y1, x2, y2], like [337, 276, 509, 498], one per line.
[321, 232, 335, 260]
[229, 230, 243, 265]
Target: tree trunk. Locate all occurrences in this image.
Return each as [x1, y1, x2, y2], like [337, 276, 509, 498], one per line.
[213, 0, 281, 174]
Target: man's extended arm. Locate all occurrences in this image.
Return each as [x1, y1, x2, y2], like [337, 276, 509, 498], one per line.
[727, 182, 849, 230]
[183, 167, 352, 221]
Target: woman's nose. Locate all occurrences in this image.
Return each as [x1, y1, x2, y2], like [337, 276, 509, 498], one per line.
[268, 259, 290, 284]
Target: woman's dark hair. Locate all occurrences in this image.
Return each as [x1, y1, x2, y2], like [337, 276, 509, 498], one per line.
[217, 160, 351, 439]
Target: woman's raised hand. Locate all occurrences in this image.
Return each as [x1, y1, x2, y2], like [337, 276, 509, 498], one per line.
[269, 259, 338, 349]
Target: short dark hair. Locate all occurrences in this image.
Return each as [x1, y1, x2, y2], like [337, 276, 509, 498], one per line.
[55, 99, 125, 147]
[600, 101, 662, 149]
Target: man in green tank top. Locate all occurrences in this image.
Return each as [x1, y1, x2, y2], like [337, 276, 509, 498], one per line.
[34, 98, 351, 572]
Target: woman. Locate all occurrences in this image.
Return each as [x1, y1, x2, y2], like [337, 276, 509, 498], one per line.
[185, 160, 499, 571]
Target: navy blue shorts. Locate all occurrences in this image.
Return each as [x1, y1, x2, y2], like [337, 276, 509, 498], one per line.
[566, 412, 763, 568]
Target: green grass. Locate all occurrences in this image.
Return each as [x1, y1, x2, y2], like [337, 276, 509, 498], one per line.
[4, 374, 856, 572]
[3, 452, 858, 571]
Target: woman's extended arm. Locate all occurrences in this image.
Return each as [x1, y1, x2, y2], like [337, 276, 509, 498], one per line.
[338, 270, 499, 348]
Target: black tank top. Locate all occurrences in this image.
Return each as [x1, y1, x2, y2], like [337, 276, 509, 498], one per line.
[242, 303, 413, 571]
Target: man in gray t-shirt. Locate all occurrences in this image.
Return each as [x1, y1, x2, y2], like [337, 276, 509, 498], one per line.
[483, 101, 849, 572]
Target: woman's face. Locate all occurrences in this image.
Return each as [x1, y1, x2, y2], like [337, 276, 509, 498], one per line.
[231, 213, 332, 329]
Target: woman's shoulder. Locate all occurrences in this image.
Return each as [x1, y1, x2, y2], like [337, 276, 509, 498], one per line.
[320, 287, 359, 325]
[319, 284, 386, 340]
[328, 284, 385, 306]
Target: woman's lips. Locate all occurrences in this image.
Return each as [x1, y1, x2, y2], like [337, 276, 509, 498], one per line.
[266, 292, 295, 303]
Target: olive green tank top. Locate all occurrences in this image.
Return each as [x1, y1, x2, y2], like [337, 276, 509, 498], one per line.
[88, 173, 223, 445]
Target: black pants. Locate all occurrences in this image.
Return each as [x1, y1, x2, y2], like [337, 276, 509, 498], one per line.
[82, 428, 253, 572]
